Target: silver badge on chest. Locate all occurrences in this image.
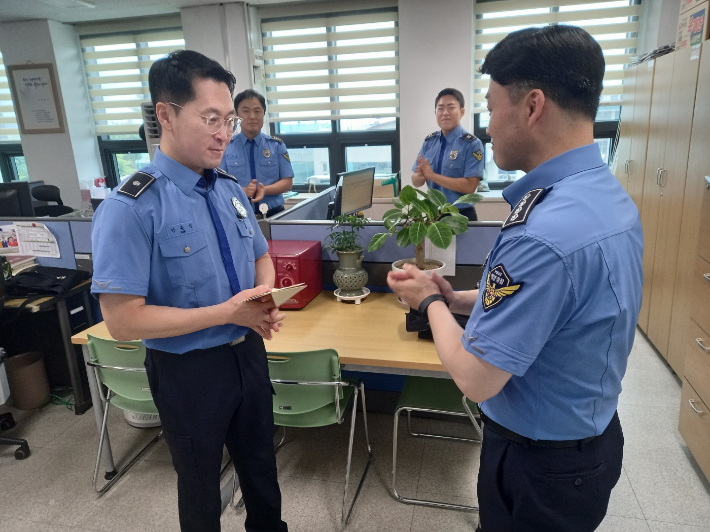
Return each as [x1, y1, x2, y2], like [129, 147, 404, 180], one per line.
[232, 197, 248, 219]
[449, 150, 458, 160]
[263, 148, 271, 158]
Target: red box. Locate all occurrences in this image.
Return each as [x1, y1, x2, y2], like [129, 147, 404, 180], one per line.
[267, 240, 323, 309]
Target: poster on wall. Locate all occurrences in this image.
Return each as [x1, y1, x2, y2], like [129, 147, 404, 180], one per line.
[6, 63, 65, 134]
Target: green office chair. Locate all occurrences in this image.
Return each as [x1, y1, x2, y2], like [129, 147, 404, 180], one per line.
[392, 375, 482, 511]
[266, 349, 373, 524]
[86, 334, 163, 494]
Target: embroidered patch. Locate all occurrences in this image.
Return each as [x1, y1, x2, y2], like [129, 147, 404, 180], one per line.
[449, 150, 458, 160]
[283, 152, 290, 162]
[482, 264, 523, 312]
[472, 149, 484, 161]
[462, 133, 476, 142]
[166, 221, 196, 239]
[502, 188, 546, 230]
[425, 131, 437, 140]
[117, 171, 155, 199]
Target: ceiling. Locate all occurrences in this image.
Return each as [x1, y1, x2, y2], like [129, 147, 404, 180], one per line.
[0, 0, 306, 24]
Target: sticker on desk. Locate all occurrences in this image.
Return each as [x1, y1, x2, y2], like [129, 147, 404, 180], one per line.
[241, 283, 307, 307]
[14, 221, 60, 258]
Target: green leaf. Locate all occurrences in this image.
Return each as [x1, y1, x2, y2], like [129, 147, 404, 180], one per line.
[414, 188, 429, 198]
[383, 208, 402, 219]
[427, 222, 453, 249]
[442, 213, 469, 234]
[454, 193, 484, 205]
[368, 232, 388, 252]
[411, 198, 437, 220]
[393, 200, 404, 209]
[384, 216, 400, 231]
[399, 185, 417, 205]
[396, 226, 411, 247]
[426, 188, 447, 207]
[408, 222, 427, 245]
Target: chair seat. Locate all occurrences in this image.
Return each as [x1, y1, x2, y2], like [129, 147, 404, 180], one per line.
[274, 383, 354, 428]
[110, 395, 159, 416]
[397, 376, 478, 415]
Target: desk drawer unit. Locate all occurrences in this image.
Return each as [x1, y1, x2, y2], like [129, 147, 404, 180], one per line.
[685, 319, 710, 407]
[691, 255, 710, 335]
[698, 182, 710, 263]
[679, 379, 710, 479]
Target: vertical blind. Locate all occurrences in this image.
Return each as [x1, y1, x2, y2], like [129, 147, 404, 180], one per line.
[78, 21, 185, 136]
[474, 0, 642, 113]
[0, 51, 20, 141]
[262, 10, 399, 123]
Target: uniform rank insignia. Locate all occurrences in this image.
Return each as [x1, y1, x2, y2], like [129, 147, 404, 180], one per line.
[462, 133, 476, 142]
[425, 131, 437, 140]
[449, 150, 458, 160]
[270, 135, 284, 143]
[117, 171, 155, 199]
[472, 149, 484, 161]
[482, 264, 523, 312]
[502, 188, 546, 230]
[283, 152, 290, 162]
[263, 148, 271, 158]
[232, 197, 248, 219]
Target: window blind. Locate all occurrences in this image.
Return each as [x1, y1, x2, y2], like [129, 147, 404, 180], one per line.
[474, 0, 642, 113]
[0, 52, 20, 141]
[262, 10, 399, 123]
[79, 20, 185, 136]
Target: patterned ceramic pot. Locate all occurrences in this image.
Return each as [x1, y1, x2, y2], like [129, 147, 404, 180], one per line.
[333, 249, 368, 297]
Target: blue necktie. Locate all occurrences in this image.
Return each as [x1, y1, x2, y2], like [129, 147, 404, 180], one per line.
[435, 136, 447, 174]
[247, 139, 257, 184]
[196, 174, 241, 295]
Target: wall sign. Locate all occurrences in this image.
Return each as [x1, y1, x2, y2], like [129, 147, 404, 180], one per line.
[6, 63, 65, 134]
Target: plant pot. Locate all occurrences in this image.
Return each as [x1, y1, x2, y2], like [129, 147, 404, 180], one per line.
[391, 258, 446, 277]
[333, 249, 368, 297]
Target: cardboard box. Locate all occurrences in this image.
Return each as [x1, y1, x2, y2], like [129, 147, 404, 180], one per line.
[372, 175, 398, 198]
[677, 2, 709, 51]
[681, 0, 706, 15]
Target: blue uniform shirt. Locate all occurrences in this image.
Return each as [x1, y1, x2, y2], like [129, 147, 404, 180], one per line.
[462, 143, 643, 440]
[412, 124, 484, 208]
[219, 132, 294, 211]
[91, 148, 269, 354]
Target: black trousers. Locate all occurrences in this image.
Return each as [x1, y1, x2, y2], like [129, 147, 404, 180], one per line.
[145, 332, 287, 532]
[478, 412, 623, 532]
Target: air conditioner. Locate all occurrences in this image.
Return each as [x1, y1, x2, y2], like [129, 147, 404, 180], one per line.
[141, 102, 160, 161]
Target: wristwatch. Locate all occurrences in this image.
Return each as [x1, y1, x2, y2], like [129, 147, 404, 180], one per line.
[418, 294, 448, 319]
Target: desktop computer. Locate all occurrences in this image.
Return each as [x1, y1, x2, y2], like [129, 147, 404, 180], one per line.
[267, 240, 323, 309]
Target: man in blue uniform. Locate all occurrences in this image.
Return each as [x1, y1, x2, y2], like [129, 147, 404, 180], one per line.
[220, 89, 294, 217]
[91, 50, 288, 532]
[412, 88, 484, 221]
[388, 26, 643, 532]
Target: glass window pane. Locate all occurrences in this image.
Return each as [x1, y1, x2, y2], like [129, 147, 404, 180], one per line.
[595, 105, 621, 121]
[114, 152, 150, 180]
[594, 138, 611, 165]
[482, 142, 525, 182]
[339, 117, 396, 131]
[345, 145, 392, 175]
[276, 120, 332, 134]
[288, 147, 330, 187]
[11, 156, 28, 181]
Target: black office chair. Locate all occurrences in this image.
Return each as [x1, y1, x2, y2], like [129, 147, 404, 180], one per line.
[0, 189, 22, 217]
[31, 185, 74, 217]
[0, 350, 31, 460]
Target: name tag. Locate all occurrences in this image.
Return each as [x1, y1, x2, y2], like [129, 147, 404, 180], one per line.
[166, 221, 197, 239]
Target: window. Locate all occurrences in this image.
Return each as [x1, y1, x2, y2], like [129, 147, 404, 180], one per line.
[0, 51, 20, 143]
[289, 147, 331, 187]
[345, 145, 392, 174]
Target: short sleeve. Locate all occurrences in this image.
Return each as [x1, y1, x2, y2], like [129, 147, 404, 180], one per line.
[461, 234, 575, 376]
[412, 142, 425, 172]
[277, 142, 294, 179]
[463, 138, 484, 178]
[91, 198, 152, 297]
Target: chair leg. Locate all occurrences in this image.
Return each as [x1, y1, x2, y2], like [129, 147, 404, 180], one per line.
[341, 384, 374, 524]
[405, 406, 481, 443]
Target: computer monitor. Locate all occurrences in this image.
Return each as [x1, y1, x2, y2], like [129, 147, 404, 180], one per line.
[332, 167, 375, 218]
[0, 182, 35, 217]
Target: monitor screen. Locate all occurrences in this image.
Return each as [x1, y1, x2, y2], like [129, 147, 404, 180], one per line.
[336, 167, 375, 217]
[0, 182, 35, 217]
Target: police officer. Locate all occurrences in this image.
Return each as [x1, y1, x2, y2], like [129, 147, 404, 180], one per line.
[91, 50, 288, 532]
[388, 26, 642, 532]
[412, 88, 484, 221]
[220, 89, 294, 217]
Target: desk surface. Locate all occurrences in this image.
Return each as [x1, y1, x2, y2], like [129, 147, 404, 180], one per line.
[71, 291, 446, 372]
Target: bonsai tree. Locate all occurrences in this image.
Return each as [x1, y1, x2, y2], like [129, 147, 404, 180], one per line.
[368, 185, 482, 270]
[325, 214, 367, 253]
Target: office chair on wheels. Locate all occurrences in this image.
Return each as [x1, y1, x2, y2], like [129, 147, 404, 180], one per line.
[31, 185, 74, 217]
[0, 349, 31, 460]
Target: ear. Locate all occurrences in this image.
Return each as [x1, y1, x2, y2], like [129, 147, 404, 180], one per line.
[525, 89, 546, 126]
[460, 107, 466, 119]
[155, 102, 173, 132]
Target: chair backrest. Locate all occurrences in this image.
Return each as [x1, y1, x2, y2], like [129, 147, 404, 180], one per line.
[87, 334, 152, 402]
[268, 349, 342, 415]
[31, 184, 63, 205]
[33, 204, 75, 217]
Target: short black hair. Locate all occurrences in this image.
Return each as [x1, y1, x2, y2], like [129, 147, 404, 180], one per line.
[435, 88, 465, 109]
[234, 89, 266, 112]
[149, 50, 236, 110]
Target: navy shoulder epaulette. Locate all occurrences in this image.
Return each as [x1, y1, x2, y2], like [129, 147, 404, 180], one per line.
[269, 135, 284, 143]
[462, 133, 477, 142]
[425, 131, 437, 140]
[117, 171, 156, 199]
[502, 188, 547, 230]
[215, 167, 239, 183]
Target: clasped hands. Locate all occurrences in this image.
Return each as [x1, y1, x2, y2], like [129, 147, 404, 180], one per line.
[387, 263, 455, 312]
[225, 285, 285, 340]
[415, 155, 437, 181]
[244, 179, 265, 203]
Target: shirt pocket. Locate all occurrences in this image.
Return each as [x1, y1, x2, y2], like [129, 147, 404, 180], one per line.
[226, 154, 247, 181]
[235, 218, 256, 263]
[258, 156, 279, 181]
[442, 158, 464, 176]
[158, 231, 210, 287]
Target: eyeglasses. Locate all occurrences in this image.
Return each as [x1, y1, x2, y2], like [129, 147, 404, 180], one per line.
[168, 102, 241, 135]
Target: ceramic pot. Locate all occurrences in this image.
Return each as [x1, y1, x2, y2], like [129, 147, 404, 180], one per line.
[333, 249, 368, 297]
[391, 258, 445, 277]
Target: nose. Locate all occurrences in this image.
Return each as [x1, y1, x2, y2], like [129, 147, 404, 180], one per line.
[486, 127, 490, 136]
[214, 122, 229, 142]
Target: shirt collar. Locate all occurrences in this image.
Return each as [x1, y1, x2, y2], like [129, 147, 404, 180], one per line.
[502, 143, 605, 206]
[442, 124, 464, 142]
[237, 131, 264, 146]
[152, 148, 204, 196]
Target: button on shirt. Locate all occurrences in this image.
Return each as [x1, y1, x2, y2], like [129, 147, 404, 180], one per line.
[91, 148, 268, 354]
[412, 125, 484, 208]
[219, 132, 294, 211]
[462, 144, 643, 440]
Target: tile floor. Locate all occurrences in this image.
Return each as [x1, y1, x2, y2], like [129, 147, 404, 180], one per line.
[1, 329, 710, 531]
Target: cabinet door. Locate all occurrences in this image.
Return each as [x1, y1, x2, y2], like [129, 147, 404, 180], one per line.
[668, 42, 710, 375]
[638, 53, 674, 333]
[614, 66, 637, 189]
[647, 48, 702, 358]
[627, 60, 655, 213]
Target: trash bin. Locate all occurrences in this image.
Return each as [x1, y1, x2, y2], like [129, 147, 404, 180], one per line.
[5, 351, 50, 410]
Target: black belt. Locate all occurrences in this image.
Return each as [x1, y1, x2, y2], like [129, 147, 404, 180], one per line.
[480, 411, 597, 449]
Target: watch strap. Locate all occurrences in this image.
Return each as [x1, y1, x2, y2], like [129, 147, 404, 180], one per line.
[418, 294, 448, 318]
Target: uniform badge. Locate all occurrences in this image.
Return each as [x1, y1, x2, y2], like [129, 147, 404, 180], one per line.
[482, 264, 523, 312]
[449, 150, 458, 160]
[263, 148, 271, 158]
[502, 188, 546, 230]
[472, 150, 484, 161]
[283, 152, 290, 162]
[232, 197, 248, 219]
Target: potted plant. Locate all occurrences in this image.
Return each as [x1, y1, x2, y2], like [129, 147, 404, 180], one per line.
[367, 185, 482, 272]
[325, 214, 369, 299]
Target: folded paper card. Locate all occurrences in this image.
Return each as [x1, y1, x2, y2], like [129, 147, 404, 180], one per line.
[242, 283, 307, 307]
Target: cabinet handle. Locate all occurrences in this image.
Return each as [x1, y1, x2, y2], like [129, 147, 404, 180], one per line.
[696, 338, 710, 352]
[656, 168, 662, 186]
[689, 399, 704, 415]
[659, 168, 667, 187]
[625, 160, 630, 174]
[704, 273, 710, 283]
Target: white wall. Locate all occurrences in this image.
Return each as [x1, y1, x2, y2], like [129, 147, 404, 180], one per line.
[638, 0, 680, 55]
[398, 0, 475, 188]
